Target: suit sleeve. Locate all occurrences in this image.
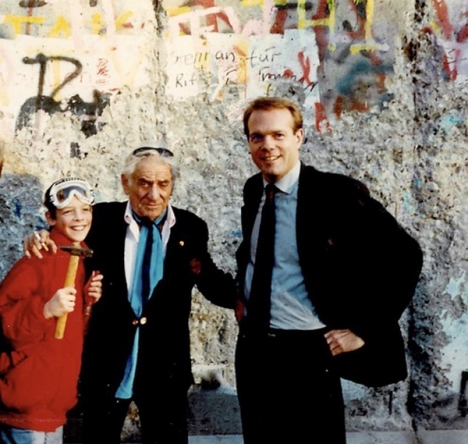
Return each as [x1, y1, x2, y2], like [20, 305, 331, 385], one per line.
[309, 176, 423, 387]
[235, 174, 262, 295]
[191, 218, 237, 310]
[325, 179, 423, 340]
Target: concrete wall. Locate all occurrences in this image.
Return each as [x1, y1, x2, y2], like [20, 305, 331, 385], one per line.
[1, 0, 468, 436]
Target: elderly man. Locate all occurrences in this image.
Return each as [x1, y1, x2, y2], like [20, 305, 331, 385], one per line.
[235, 97, 423, 443]
[29, 146, 235, 444]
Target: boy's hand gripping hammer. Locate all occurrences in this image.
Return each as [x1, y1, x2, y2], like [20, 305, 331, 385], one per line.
[54, 245, 93, 339]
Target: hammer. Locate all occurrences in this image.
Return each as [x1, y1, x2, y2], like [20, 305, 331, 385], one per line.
[54, 245, 93, 339]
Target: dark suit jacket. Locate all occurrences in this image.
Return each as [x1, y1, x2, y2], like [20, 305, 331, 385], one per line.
[236, 165, 423, 387]
[80, 202, 235, 399]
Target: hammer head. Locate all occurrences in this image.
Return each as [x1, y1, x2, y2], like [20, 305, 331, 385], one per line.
[58, 245, 93, 258]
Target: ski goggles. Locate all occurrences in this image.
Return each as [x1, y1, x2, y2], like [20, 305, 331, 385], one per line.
[48, 178, 95, 209]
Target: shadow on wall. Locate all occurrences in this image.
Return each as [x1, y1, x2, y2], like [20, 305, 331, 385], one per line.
[0, 172, 45, 281]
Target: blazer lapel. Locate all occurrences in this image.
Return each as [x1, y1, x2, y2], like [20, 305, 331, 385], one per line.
[242, 173, 264, 243]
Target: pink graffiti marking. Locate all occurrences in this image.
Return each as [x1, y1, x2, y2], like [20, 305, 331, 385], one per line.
[298, 51, 312, 86]
[178, 0, 236, 34]
[271, 9, 287, 35]
[311, 0, 331, 60]
[314, 102, 330, 133]
[432, 0, 453, 40]
[430, 0, 468, 81]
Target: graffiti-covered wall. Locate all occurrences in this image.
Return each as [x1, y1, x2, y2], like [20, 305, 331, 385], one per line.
[1, 0, 468, 438]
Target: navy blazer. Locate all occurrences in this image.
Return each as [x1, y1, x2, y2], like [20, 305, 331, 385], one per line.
[236, 165, 423, 387]
[80, 202, 235, 398]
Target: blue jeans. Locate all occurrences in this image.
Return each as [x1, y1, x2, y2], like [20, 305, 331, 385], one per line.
[0, 424, 63, 444]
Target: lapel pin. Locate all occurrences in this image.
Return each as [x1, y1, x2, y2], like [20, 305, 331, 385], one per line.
[179, 240, 185, 246]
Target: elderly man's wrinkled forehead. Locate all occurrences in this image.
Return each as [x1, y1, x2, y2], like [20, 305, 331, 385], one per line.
[131, 156, 172, 181]
[121, 150, 178, 184]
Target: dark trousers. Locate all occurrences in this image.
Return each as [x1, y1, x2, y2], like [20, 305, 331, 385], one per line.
[81, 383, 188, 444]
[235, 328, 346, 444]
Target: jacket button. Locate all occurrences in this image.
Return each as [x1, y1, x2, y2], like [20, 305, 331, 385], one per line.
[140, 317, 147, 325]
[132, 319, 138, 326]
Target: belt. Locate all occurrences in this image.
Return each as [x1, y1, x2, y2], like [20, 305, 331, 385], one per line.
[267, 327, 327, 338]
[240, 326, 327, 340]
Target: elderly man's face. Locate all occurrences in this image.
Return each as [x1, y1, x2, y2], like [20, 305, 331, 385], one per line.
[121, 156, 173, 221]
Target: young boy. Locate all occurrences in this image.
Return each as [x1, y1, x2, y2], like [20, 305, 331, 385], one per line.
[0, 178, 103, 444]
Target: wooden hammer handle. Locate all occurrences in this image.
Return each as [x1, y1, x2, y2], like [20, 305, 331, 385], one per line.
[54, 255, 80, 339]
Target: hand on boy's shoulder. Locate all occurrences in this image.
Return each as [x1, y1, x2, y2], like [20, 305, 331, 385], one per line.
[24, 230, 57, 259]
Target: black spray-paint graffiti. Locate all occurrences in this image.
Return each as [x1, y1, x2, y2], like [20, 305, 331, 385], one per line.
[16, 53, 110, 138]
[18, 1, 47, 6]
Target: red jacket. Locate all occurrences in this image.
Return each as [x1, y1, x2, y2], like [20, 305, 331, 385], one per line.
[0, 230, 91, 432]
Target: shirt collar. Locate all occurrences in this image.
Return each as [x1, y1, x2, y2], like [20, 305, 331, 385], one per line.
[262, 160, 301, 194]
[124, 201, 176, 229]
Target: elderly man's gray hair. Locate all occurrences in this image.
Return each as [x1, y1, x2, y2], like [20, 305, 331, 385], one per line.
[121, 144, 179, 185]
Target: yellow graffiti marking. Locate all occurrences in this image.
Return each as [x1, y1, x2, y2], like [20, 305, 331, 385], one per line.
[349, 0, 386, 53]
[429, 20, 441, 36]
[3, 15, 44, 35]
[298, 0, 384, 53]
[237, 41, 248, 85]
[3, 10, 133, 38]
[239, 0, 290, 6]
[364, 0, 374, 41]
[92, 13, 101, 35]
[164, 7, 191, 17]
[90, 11, 133, 35]
[115, 11, 133, 31]
[51, 60, 63, 101]
[196, 40, 210, 71]
[297, 0, 336, 29]
[48, 15, 71, 38]
[241, 0, 261, 5]
[0, 72, 10, 107]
